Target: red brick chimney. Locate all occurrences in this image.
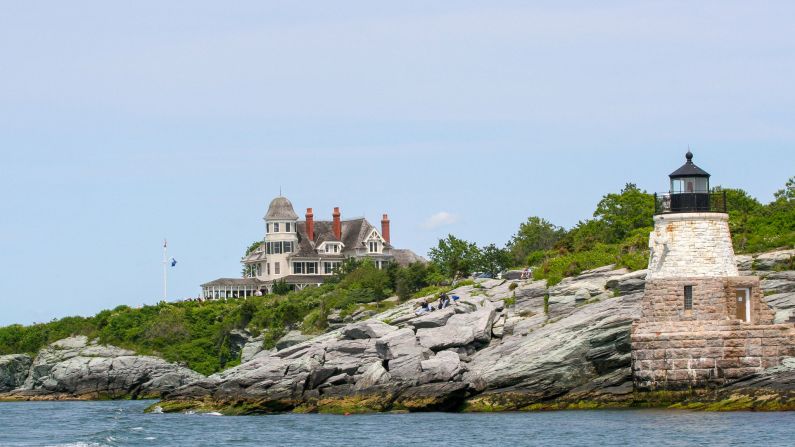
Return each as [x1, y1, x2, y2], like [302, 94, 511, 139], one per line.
[306, 208, 314, 241]
[381, 213, 391, 244]
[332, 207, 341, 240]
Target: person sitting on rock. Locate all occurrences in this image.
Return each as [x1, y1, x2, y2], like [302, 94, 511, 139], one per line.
[437, 293, 451, 309]
[415, 300, 432, 316]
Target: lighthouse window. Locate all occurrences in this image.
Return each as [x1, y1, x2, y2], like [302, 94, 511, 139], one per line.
[684, 286, 693, 310]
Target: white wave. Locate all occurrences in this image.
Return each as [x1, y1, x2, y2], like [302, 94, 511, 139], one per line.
[144, 437, 157, 440]
[130, 427, 144, 431]
[205, 412, 223, 416]
[150, 406, 163, 414]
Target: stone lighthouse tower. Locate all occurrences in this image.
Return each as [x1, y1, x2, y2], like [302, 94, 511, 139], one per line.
[632, 151, 795, 390]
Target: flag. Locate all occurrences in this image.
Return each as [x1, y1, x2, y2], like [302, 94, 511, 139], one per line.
[170, 258, 177, 267]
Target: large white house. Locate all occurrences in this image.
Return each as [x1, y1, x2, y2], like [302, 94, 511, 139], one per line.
[200, 196, 423, 299]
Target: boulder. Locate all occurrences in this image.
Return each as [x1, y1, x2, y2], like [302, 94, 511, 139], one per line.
[275, 331, 313, 351]
[417, 325, 475, 351]
[375, 328, 430, 382]
[228, 329, 253, 359]
[753, 250, 795, 271]
[408, 307, 456, 329]
[0, 354, 32, 392]
[340, 320, 398, 340]
[355, 361, 391, 390]
[420, 350, 462, 383]
[240, 335, 267, 363]
[736, 255, 754, 271]
[606, 270, 648, 296]
[762, 271, 795, 295]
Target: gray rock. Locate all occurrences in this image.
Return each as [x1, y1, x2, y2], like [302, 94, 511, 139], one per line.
[228, 329, 253, 359]
[340, 320, 398, 340]
[240, 335, 267, 363]
[420, 350, 462, 383]
[12, 337, 203, 399]
[275, 331, 313, 351]
[0, 354, 32, 392]
[753, 250, 795, 271]
[736, 255, 754, 271]
[464, 292, 643, 401]
[408, 307, 456, 329]
[761, 271, 795, 295]
[355, 361, 391, 390]
[417, 324, 475, 351]
[606, 270, 648, 296]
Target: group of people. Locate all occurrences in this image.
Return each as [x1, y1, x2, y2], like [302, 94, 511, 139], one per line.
[415, 293, 456, 315]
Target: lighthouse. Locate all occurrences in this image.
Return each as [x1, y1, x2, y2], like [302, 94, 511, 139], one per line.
[632, 151, 795, 390]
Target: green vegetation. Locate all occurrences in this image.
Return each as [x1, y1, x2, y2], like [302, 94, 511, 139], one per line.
[432, 178, 794, 287]
[0, 258, 426, 375]
[1, 176, 791, 377]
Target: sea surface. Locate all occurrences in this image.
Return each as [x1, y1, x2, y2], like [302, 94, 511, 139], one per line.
[1, 400, 795, 446]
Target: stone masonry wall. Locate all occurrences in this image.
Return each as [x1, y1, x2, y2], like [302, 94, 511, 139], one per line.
[632, 320, 795, 390]
[634, 276, 792, 390]
[647, 213, 738, 280]
[642, 277, 773, 325]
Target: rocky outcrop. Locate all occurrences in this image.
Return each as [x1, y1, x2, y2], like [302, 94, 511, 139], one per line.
[0, 336, 204, 400]
[0, 354, 32, 392]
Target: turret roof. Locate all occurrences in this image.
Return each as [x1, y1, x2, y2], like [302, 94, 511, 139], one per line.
[264, 196, 299, 220]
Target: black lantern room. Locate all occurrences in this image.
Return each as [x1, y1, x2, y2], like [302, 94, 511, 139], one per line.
[666, 150, 712, 212]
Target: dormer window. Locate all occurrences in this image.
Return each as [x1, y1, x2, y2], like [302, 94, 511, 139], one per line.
[368, 241, 379, 253]
[325, 243, 340, 253]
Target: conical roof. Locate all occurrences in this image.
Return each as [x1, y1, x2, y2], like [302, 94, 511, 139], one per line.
[669, 150, 710, 178]
[264, 196, 299, 220]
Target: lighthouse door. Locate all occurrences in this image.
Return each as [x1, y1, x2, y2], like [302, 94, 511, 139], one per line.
[736, 288, 750, 322]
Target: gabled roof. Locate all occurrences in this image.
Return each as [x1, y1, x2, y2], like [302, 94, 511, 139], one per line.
[264, 196, 299, 220]
[670, 151, 710, 178]
[291, 217, 391, 258]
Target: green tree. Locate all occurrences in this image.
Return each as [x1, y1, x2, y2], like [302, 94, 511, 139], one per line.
[507, 217, 564, 266]
[428, 234, 481, 279]
[774, 177, 795, 202]
[271, 279, 291, 295]
[593, 183, 655, 243]
[395, 262, 431, 301]
[718, 187, 763, 251]
[476, 244, 512, 277]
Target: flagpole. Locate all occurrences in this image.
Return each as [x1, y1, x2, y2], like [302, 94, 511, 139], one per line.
[163, 239, 168, 301]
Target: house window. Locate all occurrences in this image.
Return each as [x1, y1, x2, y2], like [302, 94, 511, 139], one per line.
[684, 285, 693, 310]
[274, 223, 280, 232]
[293, 262, 303, 274]
[307, 262, 317, 274]
[286, 222, 291, 232]
[266, 223, 270, 233]
[284, 241, 293, 253]
[369, 241, 379, 253]
[324, 262, 341, 274]
[257, 263, 262, 276]
[274, 262, 280, 275]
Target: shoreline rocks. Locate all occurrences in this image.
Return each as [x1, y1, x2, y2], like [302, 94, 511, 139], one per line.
[4, 248, 795, 413]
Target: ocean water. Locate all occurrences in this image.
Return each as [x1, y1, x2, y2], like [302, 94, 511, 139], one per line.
[1, 401, 795, 447]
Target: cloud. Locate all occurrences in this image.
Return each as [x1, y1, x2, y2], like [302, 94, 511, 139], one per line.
[422, 211, 459, 230]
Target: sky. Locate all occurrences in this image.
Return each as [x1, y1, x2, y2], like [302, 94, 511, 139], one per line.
[1, 1, 794, 326]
